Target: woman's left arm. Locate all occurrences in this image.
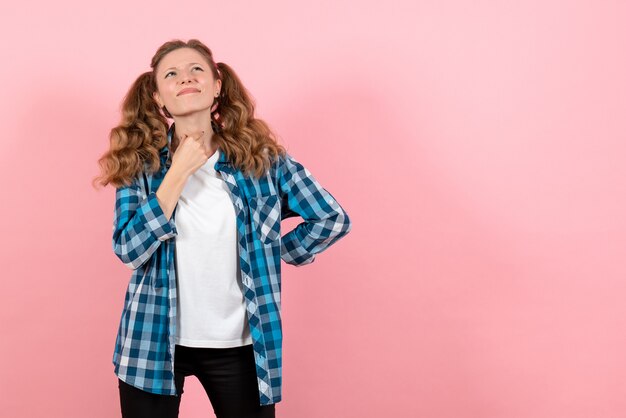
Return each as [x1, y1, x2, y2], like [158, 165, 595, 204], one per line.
[277, 152, 353, 266]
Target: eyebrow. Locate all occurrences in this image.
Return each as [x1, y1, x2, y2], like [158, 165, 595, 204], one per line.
[162, 62, 206, 72]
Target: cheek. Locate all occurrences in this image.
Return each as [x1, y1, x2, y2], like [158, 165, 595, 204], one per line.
[159, 84, 177, 103]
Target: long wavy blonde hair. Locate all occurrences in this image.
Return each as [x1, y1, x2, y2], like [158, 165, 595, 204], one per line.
[93, 39, 287, 189]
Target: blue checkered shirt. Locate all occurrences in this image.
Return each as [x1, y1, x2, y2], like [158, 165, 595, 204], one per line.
[111, 123, 352, 405]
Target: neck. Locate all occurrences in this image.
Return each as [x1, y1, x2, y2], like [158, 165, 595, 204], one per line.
[171, 109, 216, 154]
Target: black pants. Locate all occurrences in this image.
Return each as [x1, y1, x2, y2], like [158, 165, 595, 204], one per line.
[118, 344, 276, 418]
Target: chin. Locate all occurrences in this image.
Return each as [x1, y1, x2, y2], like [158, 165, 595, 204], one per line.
[172, 105, 213, 117]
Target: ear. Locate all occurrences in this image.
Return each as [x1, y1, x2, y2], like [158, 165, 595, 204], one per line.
[153, 91, 162, 107]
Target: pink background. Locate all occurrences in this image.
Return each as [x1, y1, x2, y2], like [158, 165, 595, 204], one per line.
[1, 1, 625, 417]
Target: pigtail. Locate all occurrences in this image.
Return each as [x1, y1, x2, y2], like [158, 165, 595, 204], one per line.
[93, 72, 169, 188]
[212, 61, 286, 178]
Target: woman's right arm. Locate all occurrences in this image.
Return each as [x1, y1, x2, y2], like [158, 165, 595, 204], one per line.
[155, 165, 190, 220]
[112, 171, 183, 270]
[112, 132, 209, 270]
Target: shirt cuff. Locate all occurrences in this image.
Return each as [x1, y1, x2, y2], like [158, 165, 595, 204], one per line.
[140, 191, 177, 242]
[280, 227, 316, 266]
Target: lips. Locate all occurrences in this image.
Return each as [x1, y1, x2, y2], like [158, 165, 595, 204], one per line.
[177, 88, 200, 96]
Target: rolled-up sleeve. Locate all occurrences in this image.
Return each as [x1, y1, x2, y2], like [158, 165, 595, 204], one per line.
[112, 177, 177, 270]
[277, 152, 352, 266]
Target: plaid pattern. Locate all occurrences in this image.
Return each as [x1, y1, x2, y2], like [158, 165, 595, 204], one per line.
[111, 123, 352, 405]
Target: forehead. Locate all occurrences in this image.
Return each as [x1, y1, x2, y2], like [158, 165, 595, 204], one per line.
[158, 48, 210, 72]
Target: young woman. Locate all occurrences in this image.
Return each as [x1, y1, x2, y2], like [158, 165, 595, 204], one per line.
[94, 39, 352, 418]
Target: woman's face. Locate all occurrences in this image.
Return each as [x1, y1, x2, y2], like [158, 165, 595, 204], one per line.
[152, 47, 221, 118]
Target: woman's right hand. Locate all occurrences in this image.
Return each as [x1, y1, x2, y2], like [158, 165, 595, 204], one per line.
[170, 131, 211, 177]
[155, 131, 212, 220]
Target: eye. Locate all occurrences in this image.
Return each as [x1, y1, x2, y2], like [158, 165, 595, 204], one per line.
[193, 66, 203, 71]
[165, 71, 175, 78]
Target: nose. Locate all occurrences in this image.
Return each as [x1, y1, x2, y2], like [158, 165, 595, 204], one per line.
[179, 68, 195, 84]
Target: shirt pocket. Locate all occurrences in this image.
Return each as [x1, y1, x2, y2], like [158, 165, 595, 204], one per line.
[249, 194, 281, 244]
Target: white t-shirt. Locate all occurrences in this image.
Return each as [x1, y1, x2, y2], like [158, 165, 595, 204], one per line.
[173, 148, 253, 348]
